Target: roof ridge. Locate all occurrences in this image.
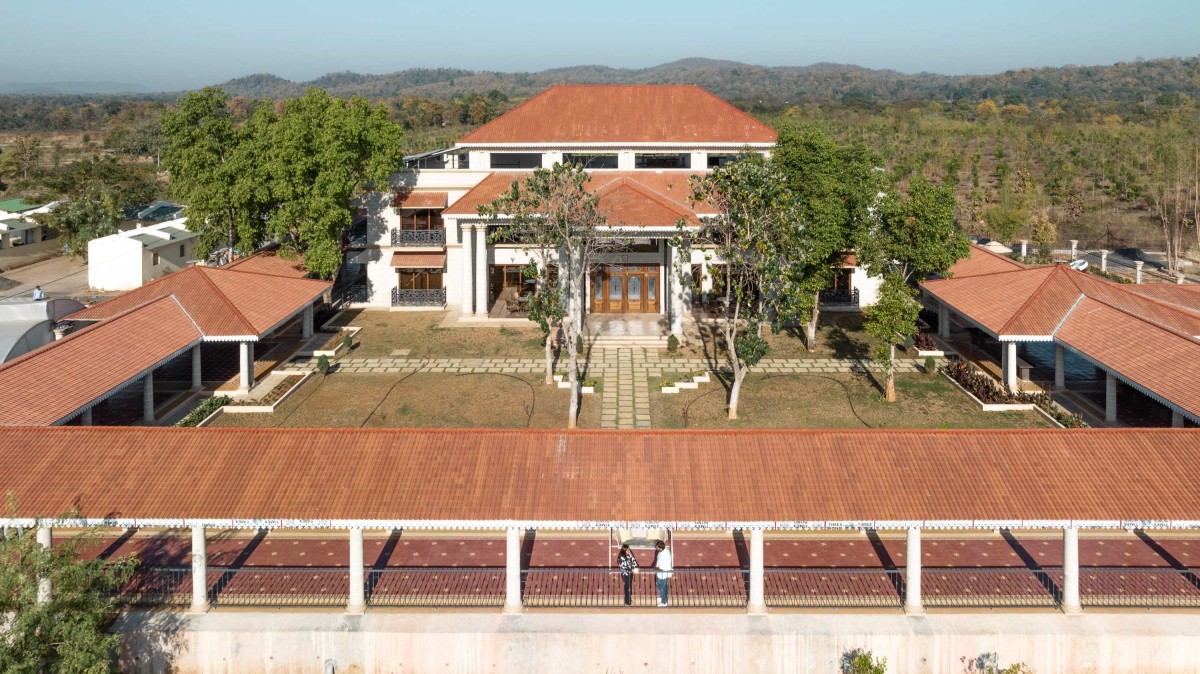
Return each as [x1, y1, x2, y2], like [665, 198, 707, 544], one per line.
[997, 264, 1070, 334]
[1078, 291, 1200, 342]
[1073, 268, 1200, 325]
[70, 264, 199, 317]
[0, 295, 186, 373]
[1050, 293, 1087, 336]
[194, 267, 257, 335]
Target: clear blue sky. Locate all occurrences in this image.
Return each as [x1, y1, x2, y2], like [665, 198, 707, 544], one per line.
[4, 0, 1199, 90]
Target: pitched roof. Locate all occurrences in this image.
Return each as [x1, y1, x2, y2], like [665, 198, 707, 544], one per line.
[68, 265, 329, 337]
[0, 297, 201, 426]
[391, 191, 448, 209]
[457, 85, 778, 145]
[443, 171, 711, 224]
[222, 250, 312, 279]
[3, 428, 1200, 525]
[944, 244, 1028, 278]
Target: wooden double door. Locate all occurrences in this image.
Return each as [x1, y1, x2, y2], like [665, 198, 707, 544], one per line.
[591, 264, 659, 313]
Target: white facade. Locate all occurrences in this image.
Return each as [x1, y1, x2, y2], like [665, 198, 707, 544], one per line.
[88, 218, 199, 291]
[349, 88, 878, 333]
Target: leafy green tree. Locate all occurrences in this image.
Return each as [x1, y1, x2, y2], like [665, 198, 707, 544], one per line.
[1029, 209, 1057, 258]
[844, 648, 888, 674]
[859, 177, 969, 401]
[162, 88, 269, 265]
[479, 163, 618, 427]
[773, 125, 884, 349]
[864, 274, 921, 401]
[38, 156, 159, 207]
[0, 517, 137, 673]
[261, 89, 406, 278]
[685, 155, 808, 419]
[31, 182, 121, 259]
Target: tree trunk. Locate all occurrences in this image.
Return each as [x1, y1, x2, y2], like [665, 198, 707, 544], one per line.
[728, 365, 745, 420]
[725, 314, 742, 420]
[805, 294, 820, 351]
[543, 324, 554, 386]
[885, 344, 896, 402]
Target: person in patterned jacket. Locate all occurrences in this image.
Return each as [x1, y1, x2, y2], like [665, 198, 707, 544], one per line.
[617, 544, 639, 606]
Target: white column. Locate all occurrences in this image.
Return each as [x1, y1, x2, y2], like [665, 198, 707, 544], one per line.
[80, 408, 93, 426]
[238, 341, 254, 393]
[699, 258, 712, 300]
[302, 305, 314, 340]
[504, 527, 522, 613]
[461, 223, 475, 314]
[1177, 273, 1187, 285]
[191, 525, 209, 612]
[1105, 372, 1117, 423]
[474, 226, 489, 316]
[541, 151, 563, 168]
[36, 526, 51, 604]
[1100, 250, 1109, 272]
[1019, 240, 1028, 258]
[668, 245, 684, 334]
[748, 528, 766, 613]
[1135, 261, 1144, 284]
[191, 345, 203, 391]
[142, 372, 155, 423]
[904, 527, 923, 614]
[617, 150, 635, 170]
[1062, 527, 1081, 614]
[689, 150, 706, 170]
[1069, 240, 1079, 260]
[1172, 410, 1185, 428]
[1054, 343, 1065, 390]
[938, 303, 950, 340]
[1002, 341, 1018, 393]
[348, 528, 366, 614]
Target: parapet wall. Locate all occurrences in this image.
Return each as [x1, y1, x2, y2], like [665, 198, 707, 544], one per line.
[116, 610, 1200, 674]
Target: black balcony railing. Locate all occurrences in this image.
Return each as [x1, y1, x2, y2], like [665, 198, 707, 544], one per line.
[391, 228, 446, 247]
[392, 287, 446, 307]
[818, 288, 860, 307]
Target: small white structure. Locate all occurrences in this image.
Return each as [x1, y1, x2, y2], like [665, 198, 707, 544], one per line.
[0, 298, 85, 362]
[0, 200, 58, 250]
[88, 218, 199, 291]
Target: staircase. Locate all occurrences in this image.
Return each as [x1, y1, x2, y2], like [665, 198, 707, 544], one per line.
[588, 333, 669, 350]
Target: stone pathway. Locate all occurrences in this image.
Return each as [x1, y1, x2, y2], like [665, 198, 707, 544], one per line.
[301, 353, 925, 430]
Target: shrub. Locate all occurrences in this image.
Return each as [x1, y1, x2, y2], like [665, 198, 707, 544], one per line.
[843, 648, 887, 674]
[177, 396, 232, 427]
[342, 333, 354, 350]
[316, 355, 331, 375]
[576, 334, 584, 353]
[666, 334, 680, 352]
[941, 358, 1086, 426]
[913, 333, 937, 351]
[660, 378, 675, 388]
[581, 377, 598, 389]
[924, 355, 937, 375]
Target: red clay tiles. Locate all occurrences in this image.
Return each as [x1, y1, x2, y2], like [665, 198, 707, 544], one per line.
[391, 192, 448, 209]
[457, 85, 778, 145]
[3, 427, 1200, 523]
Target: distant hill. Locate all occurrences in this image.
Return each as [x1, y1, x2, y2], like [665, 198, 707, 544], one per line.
[0, 81, 149, 95]
[208, 56, 1200, 104]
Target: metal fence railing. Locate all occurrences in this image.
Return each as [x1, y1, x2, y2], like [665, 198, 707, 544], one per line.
[764, 569, 903, 608]
[922, 568, 1060, 608]
[522, 568, 748, 608]
[367, 568, 505, 607]
[115, 567, 193, 606]
[1078, 568, 1200, 608]
[208, 567, 350, 607]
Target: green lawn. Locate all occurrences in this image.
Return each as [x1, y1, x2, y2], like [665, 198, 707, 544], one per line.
[650, 371, 1052, 429]
[328, 309, 547, 359]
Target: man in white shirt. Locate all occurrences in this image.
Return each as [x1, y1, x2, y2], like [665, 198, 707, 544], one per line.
[654, 540, 673, 607]
[31, 286, 44, 301]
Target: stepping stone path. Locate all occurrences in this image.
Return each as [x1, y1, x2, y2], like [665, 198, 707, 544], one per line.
[300, 351, 924, 429]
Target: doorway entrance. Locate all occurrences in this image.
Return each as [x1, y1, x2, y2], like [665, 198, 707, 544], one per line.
[591, 264, 659, 313]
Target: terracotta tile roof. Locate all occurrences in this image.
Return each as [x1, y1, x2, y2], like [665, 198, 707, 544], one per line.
[457, 85, 777, 145]
[923, 266, 1058, 334]
[390, 252, 446, 268]
[945, 244, 1028, 278]
[443, 171, 711, 224]
[1121, 283, 1200, 313]
[68, 265, 330, 338]
[3, 428, 1200, 524]
[1056, 298, 1200, 418]
[223, 250, 312, 279]
[391, 191, 447, 209]
[0, 298, 201, 426]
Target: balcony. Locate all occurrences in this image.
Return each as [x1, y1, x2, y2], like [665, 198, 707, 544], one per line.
[818, 288, 860, 307]
[391, 228, 446, 247]
[391, 287, 446, 307]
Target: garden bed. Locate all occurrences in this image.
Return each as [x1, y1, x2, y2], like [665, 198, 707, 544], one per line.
[222, 373, 311, 414]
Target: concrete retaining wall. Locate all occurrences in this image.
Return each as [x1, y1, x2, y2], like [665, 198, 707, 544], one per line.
[115, 610, 1200, 674]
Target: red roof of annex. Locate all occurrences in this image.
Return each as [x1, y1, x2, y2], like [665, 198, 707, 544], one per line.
[457, 85, 778, 146]
[3, 427, 1200, 525]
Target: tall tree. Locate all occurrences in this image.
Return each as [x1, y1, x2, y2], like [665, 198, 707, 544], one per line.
[31, 182, 121, 259]
[858, 177, 969, 401]
[684, 155, 809, 419]
[772, 125, 884, 349]
[0, 515, 137, 673]
[262, 89, 406, 278]
[162, 88, 269, 265]
[479, 163, 618, 427]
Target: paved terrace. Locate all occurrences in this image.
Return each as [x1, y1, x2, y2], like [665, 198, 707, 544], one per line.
[6, 427, 1200, 615]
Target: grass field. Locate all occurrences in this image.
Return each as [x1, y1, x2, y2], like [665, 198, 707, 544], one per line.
[329, 309, 546, 359]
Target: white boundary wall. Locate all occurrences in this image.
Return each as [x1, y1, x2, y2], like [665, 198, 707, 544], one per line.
[117, 611, 1200, 674]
